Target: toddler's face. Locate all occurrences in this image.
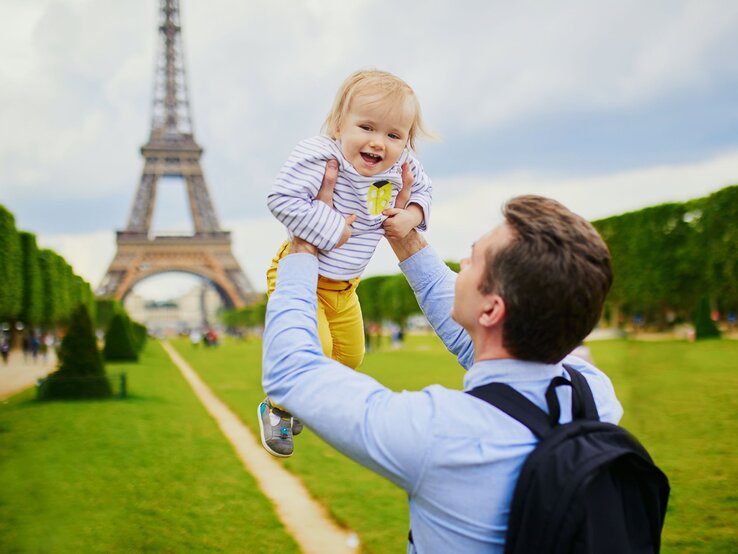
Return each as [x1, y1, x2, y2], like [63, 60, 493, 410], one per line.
[336, 94, 414, 177]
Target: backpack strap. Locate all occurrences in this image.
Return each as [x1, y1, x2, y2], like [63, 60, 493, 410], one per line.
[563, 365, 599, 421]
[467, 382, 552, 439]
[468, 366, 601, 434]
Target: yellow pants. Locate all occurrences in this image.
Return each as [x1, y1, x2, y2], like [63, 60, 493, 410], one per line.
[266, 241, 365, 371]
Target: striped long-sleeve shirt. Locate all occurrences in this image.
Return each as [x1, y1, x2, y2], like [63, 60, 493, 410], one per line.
[267, 135, 433, 280]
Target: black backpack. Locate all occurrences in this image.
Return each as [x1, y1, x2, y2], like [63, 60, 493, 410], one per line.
[467, 365, 670, 554]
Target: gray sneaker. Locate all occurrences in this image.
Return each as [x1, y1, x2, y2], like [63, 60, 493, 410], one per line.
[258, 398, 294, 457]
[292, 418, 304, 436]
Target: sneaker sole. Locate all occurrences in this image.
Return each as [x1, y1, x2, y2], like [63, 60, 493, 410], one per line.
[257, 402, 293, 458]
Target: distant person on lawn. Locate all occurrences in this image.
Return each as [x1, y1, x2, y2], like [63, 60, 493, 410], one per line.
[262, 164, 622, 552]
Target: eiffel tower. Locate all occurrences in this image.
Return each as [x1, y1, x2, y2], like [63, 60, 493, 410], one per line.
[98, 0, 255, 308]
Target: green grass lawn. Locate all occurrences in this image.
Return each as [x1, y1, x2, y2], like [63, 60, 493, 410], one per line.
[173, 335, 737, 554]
[0, 341, 299, 554]
[590, 339, 738, 553]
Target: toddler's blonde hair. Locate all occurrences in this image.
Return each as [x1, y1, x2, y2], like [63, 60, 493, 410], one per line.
[322, 69, 431, 151]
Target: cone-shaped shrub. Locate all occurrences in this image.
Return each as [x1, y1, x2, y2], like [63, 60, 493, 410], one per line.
[131, 321, 148, 353]
[104, 313, 139, 361]
[694, 296, 721, 340]
[43, 304, 112, 399]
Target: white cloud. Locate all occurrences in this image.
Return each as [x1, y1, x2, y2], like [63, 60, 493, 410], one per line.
[2, 0, 737, 209]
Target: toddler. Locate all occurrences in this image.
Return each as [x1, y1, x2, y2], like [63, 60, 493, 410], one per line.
[259, 69, 433, 457]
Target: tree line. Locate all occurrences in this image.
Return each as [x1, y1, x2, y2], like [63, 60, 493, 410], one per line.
[0, 204, 96, 332]
[592, 184, 738, 328]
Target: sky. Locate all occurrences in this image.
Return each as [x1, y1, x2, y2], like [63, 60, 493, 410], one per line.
[2, 0, 738, 299]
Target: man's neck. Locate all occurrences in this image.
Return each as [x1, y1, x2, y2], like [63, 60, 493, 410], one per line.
[470, 330, 513, 363]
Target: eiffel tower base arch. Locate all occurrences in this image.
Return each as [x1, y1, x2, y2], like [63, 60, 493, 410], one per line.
[98, 232, 257, 309]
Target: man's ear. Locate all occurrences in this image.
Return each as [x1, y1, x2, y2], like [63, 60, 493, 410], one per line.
[479, 294, 505, 328]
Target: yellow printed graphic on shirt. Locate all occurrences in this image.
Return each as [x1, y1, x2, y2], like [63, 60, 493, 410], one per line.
[367, 180, 393, 216]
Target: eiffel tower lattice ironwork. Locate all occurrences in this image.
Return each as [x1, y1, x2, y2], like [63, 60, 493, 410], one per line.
[98, 0, 256, 308]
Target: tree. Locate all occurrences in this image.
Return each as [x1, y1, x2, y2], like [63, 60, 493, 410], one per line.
[38, 249, 60, 327]
[103, 313, 139, 361]
[694, 296, 720, 340]
[701, 185, 738, 314]
[356, 275, 389, 324]
[131, 321, 148, 353]
[18, 232, 43, 326]
[42, 304, 112, 399]
[380, 274, 420, 329]
[54, 255, 73, 323]
[0, 205, 22, 322]
[96, 298, 124, 332]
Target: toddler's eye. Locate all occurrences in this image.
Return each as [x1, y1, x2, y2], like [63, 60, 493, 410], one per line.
[388, 133, 401, 140]
[359, 125, 371, 131]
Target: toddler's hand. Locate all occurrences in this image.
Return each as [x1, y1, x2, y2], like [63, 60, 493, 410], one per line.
[382, 207, 422, 240]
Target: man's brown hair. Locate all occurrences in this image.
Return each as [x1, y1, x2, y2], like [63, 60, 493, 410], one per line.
[480, 195, 613, 363]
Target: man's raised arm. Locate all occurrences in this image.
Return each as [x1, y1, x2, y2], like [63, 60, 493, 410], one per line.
[382, 166, 475, 370]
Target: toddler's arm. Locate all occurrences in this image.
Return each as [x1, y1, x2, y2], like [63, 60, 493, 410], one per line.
[267, 140, 346, 250]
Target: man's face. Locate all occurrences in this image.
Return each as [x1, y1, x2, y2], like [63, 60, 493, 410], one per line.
[452, 223, 513, 330]
[336, 93, 414, 177]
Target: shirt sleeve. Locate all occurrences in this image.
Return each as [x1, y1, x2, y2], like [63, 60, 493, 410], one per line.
[399, 245, 475, 369]
[403, 153, 432, 232]
[266, 140, 346, 250]
[262, 253, 433, 492]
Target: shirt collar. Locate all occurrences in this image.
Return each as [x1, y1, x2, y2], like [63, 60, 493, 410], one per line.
[463, 358, 563, 391]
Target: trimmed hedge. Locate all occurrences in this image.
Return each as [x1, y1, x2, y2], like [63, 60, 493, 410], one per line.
[131, 321, 148, 353]
[694, 296, 721, 340]
[103, 313, 139, 361]
[0, 205, 22, 321]
[43, 304, 112, 399]
[19, 232, 43, 326]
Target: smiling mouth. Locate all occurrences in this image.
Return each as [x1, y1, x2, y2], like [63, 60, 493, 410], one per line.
[360, 152, 382, 164]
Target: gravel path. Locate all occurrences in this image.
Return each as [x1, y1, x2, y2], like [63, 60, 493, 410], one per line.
[0, 350, 57, 400]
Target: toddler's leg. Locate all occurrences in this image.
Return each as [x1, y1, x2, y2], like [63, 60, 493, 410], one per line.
[259, 240, 332, 457]
[320, 287, 365, 369]
[260, 241, 297, 457]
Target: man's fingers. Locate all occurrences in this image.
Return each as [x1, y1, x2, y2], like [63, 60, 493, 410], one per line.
[401, 162, 414, 187]
[395, 162, 413, 209]
[346, 214, 357, 226]
[316, 159, 339, 207]
[324, 159, 339, 183]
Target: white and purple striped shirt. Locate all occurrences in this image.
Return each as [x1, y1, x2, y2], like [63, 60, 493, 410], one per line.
[267, 135, 432, 280]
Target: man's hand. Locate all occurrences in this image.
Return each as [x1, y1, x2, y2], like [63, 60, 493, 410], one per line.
[318, 159, 356, 248]
[290, 235, 319, 255]
[315, 159, 339, 208]
[393, 162, 413, 209]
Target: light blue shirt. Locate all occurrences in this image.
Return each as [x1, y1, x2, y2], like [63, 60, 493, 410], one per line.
[262, 245, 623, 554]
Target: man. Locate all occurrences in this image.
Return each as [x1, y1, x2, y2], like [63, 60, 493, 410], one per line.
[262, 162, 622, 553]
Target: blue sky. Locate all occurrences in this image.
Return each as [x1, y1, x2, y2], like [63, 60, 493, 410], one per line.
[2, 0, 738, 297]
